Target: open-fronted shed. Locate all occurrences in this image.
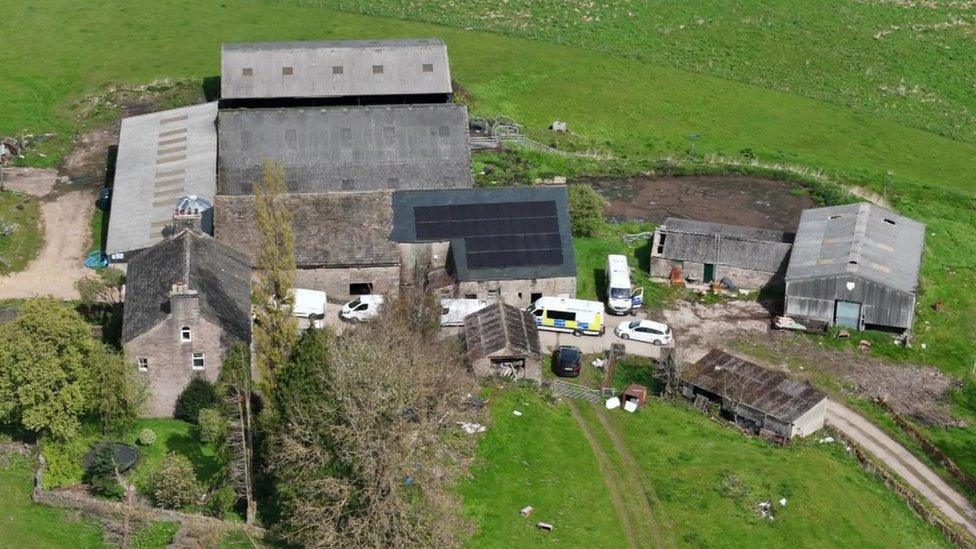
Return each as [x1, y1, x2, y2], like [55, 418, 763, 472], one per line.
[463, 301, 542, 381]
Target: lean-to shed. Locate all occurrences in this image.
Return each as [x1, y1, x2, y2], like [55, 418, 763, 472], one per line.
[463, 302, 542, 381]
[784, 203, 925, 332]
[681, 349, 827, 440]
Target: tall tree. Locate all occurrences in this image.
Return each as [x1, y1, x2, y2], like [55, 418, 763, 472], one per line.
[269, 313, 481, 547]
[219, 344, 257, 525]
[0, 299, 104, 439]
[251, 161, 298, 393]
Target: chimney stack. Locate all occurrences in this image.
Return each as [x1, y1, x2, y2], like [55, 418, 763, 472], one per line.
[169, 282, 199, 323]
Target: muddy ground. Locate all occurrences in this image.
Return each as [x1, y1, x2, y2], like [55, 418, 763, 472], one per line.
[584, 175, 815, 231]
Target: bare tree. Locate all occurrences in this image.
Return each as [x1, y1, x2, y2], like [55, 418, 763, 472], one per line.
[252, 161, 298, 393]
[657, 344, 690, 396]
[269, 309, 481, 547]
[219, 344, 257, 525]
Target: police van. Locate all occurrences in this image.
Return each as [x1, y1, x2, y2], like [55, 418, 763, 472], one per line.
[526, 297, 605, 336]
[605, 254, 644, 316]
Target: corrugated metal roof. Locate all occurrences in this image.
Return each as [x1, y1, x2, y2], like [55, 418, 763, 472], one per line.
[682, 349, 826, 423]
[123, 230, 251, 343]
[390, 187, 577, 282]
[463, 302, 542, 361]
[785, 203, 925, 292]
[106, 102, 218, 255]
[217, 104, 473, 195]
[658, 217, 793, 272]
[221, 38, 452, 99]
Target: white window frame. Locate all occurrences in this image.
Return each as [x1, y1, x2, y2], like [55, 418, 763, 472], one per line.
[180, 326, 192, 343]
[191, 352, 205, 371]
[137, 358, 149, 372]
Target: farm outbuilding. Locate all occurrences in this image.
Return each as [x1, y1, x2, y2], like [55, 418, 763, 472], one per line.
[216, 104, 472, 195]
[784, 203, 925, 332]
[106, 102, 218, 260]
[681, 349, 827, 441]
[220, 38, 453, 103]
[649, 218, 793, 289]
[463, 301, 542, 381]
[390, 186, 577, 307]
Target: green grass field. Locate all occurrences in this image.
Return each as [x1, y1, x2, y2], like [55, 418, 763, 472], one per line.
[0, 191, 42, 275]
[460, 388, 950, 548]
[0, 454, 105, 548]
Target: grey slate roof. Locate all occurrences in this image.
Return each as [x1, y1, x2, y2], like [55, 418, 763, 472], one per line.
[217, 104, 473, 195]
[122, 230, 251, 343]
[221, 38, 452, 100]
[390, 187, 577, 282]
[214, 192, 399, 268]
[785, 203, 925, 292]
[463, 302, 542, 360]
[106, 103, 218, 255]
[657, 217, 793, 273]
[683, 349, 827, 423]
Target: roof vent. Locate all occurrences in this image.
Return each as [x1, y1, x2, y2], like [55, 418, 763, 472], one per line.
[883, 218, 897, 225]
[828, 214, 843, 220]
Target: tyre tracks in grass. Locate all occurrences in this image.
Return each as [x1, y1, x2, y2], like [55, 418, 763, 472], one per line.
[567, 400, 673, 548]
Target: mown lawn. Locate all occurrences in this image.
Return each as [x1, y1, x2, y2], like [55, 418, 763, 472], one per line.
[462, 388, 951, 548]
[0, 454, 105, 548]
[0, 191, 42, 275]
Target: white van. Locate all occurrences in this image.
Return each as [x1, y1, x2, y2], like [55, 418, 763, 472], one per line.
[440, 299, 489, 326]
[340, 294, 385, 323]
[605, 254, 644, 315]
[290, 289, 327, 319]
[526, 297, 605, 336]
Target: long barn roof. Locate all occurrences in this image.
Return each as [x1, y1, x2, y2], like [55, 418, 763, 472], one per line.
[682, 349, 826, 424]
[221, 38, 452, 100]
[216, 104, 472, 195]
[657, 218, 793, 273]
[786, 203, 925, 292]
[106, 102, 218, 255]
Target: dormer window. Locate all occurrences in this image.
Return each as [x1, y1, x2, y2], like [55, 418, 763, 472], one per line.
[181, 326, 191, 342]
[192, 353, 205, 371]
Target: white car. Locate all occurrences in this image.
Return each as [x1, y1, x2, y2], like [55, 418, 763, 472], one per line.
[340, 295, 385, 323]
[614, 319, 672, 346]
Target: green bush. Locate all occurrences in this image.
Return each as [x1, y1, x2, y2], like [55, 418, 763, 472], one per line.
[41, 431, 98, 489]
[209, 485, 237, 519]
[567, 184, 606, 237]
[137, 428, 156, 446]
[173, 378, 218, 424]
[148, 453, 203, 509]
[85, 443, 123, 499]
[196, 408, 228, 445]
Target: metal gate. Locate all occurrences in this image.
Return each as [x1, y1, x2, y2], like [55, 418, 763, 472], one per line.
[834, 300, 861, 329]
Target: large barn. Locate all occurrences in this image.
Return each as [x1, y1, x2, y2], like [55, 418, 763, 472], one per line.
[784, 203, 925, 332]
[649, 218, 793, 289]
[220, 38, 453, 104]
[681, 349, 827, 441]
[216, 104, 472, 194]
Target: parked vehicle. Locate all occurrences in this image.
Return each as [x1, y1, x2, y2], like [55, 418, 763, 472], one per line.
[553, 345, 582, 377]
[341, 294, 385, 323]
[440, 298, 489, 326]
[614, 319, 672, 346]
[290, 289, 327, 319]
[605, 254, 644, 315]
[526, 297, 605, 336]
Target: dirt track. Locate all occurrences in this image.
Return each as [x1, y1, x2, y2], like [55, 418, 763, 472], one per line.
[0, 169, 93, 300]
[826, 400, 976, 539]
[586, 175, 815, 231]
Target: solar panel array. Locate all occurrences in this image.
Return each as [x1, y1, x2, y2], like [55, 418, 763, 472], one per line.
[413, 200, 564, 270]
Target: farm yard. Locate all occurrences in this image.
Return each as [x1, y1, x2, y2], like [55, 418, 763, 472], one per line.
[1, 0, 975, 547]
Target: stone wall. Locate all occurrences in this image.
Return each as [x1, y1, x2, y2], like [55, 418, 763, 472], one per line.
[293, 265, 400, 300]
[650, 257, 780, 290]
[125, 314, 236, 417]
[450, 276, 576, 308]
